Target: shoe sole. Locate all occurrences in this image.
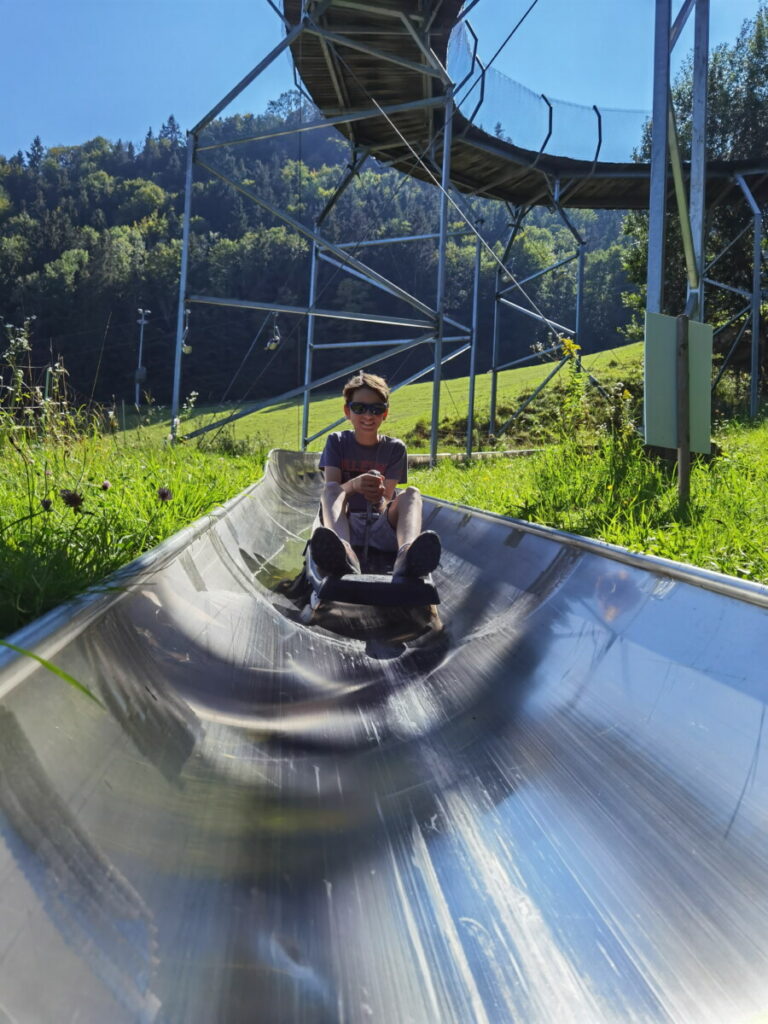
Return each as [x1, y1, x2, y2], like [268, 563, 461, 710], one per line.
[399, 531, 441, 578]
[311, 528, 359, 577]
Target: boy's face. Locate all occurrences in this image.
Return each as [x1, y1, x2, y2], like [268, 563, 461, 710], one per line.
[344, 387, 389, 436]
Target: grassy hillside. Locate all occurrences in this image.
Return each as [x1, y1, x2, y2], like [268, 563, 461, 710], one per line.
[162, 341, 644, 452]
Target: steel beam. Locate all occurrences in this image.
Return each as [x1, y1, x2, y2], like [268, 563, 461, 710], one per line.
[304, 343, 471, 445]
[430, 93, 454, 465]
[332, 230, 470, 250]
[736, 174, 763, 416]
[498, 298, 574, 337]
[264, 0, 289, 28]
[317, 23, 356, 122]
[490, 210, 533, 434]
[647, 0, 672, 314]
[187, 294, 432, 328]
[489, 264, 502, 436]
[170, 135, 196, 440]
[455, 0, 483, 21]
[496, 356, 572, 436]
[316, 336, 467, 349]
[196, 98, 445, 151]
[712, 314, 750, 391]
[183, 335, 436, 441]
[192, 21, 307, 136]
[705, 223, 751, 273]
[301, 240, 319, 450]
[304, 24, 445, 80]
[443, 314, 472, 334]
[315, 148, 370, 228]
[688, 0, 709, 320]
[316, 252, 438, 317]
[497, 253, 578, 297]
[712, 305, 752, 337]
[574, 242, 586, 349]
[332, 1, 424, 22]
[495, 342, 564, 373]
[702, 278, 751, 300]
[466, 231, 482, 457]
[486, 188, 585, 435]
[670, 0, 696, 46]
[398, 12, 451, 83]
[195, 158, 438, 319]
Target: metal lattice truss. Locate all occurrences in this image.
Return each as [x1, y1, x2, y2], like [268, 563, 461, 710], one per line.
[170, 0, 767, 457]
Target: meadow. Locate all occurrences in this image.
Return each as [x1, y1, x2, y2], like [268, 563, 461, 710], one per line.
[140, 342, 645, 453]
[2, 334, 764, 638]
[413, 416, 768, 581]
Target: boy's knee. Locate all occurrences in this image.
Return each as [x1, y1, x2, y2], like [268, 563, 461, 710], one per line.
[403, 485, 421, 499]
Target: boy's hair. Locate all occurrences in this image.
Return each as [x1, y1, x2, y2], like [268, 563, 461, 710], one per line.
[342, 372, 390, 406]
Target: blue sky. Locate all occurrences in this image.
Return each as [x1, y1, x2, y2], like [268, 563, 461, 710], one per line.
[0, 0, 760, 158]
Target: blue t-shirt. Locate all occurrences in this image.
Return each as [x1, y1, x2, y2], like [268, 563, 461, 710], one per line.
[319, 431, 407, 513]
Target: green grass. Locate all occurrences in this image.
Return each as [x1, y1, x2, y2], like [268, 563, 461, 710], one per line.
[154, 341, 644, 453]
[1, 429, 267, 637]
[3, 335, 764, 639]
[411, 415, 768, 585]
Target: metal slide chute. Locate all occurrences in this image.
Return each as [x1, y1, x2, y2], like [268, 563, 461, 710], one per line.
[1, 449, 768, 1021]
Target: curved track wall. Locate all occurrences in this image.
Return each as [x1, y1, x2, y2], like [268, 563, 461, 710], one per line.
[1, 451, 768, 1021]
[283, 0, 768, 208]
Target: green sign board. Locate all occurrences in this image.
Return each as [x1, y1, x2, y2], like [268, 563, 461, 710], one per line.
[644, 312, 713, 455]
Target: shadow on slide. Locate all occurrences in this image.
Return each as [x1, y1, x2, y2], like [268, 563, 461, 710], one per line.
[1, 449, 768, 1022]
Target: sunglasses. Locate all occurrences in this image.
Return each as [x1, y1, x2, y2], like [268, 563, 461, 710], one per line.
[348, 401, 388, 416]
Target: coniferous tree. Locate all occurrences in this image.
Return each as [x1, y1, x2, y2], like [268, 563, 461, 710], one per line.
[26, 136, 45, 172]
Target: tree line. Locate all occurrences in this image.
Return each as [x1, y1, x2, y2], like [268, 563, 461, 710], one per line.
[1, 4, 765, 408]
[0, 103, 631, 408]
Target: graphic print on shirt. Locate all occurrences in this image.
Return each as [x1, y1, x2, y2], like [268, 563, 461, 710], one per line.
[319, 432, 407, 514]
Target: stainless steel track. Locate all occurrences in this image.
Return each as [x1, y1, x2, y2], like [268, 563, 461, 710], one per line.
[1, 449, 767, 1022]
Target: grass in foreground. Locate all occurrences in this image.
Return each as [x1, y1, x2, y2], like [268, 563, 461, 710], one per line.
[412, 415, 768, 586]
[4, 410, 766, 639]
[1, 429, 267, 637]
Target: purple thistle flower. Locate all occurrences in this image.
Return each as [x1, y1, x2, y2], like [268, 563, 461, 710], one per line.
[40, 498, 52, 512]
[157, 486, 173, 502]
[59, 489, 85, 510]
[101, 480, 112, 491]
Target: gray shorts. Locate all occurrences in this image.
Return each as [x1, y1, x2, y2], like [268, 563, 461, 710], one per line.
[348, 510, 398, 552]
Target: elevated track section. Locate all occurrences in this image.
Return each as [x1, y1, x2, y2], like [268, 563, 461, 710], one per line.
[283, 0, 768, 209]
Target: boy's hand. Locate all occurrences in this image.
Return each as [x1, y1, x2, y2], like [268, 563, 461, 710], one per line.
[356, 471, 385, 504]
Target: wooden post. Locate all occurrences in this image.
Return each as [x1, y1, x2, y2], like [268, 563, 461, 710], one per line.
[676, 314, 690, 504]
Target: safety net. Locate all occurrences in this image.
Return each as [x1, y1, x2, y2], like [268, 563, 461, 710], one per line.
[448, 23, 650, 164]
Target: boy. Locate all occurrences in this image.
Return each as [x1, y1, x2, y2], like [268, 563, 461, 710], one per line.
[310, 371, 441, 580]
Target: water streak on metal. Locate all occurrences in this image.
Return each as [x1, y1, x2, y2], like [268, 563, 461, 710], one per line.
[1, 450, 767, 1022]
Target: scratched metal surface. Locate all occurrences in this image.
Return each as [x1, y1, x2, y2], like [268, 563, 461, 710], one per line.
[1, 449, 767, 1024]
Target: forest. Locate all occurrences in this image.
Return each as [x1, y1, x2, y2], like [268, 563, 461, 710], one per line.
[0, 3, 765, 408]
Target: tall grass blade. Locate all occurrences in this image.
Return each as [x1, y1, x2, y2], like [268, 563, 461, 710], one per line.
[0, 641, 104, 708]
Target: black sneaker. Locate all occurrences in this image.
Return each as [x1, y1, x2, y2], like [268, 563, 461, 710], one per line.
[310, 527, 361, 577]
[392, 531, 441, 580]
